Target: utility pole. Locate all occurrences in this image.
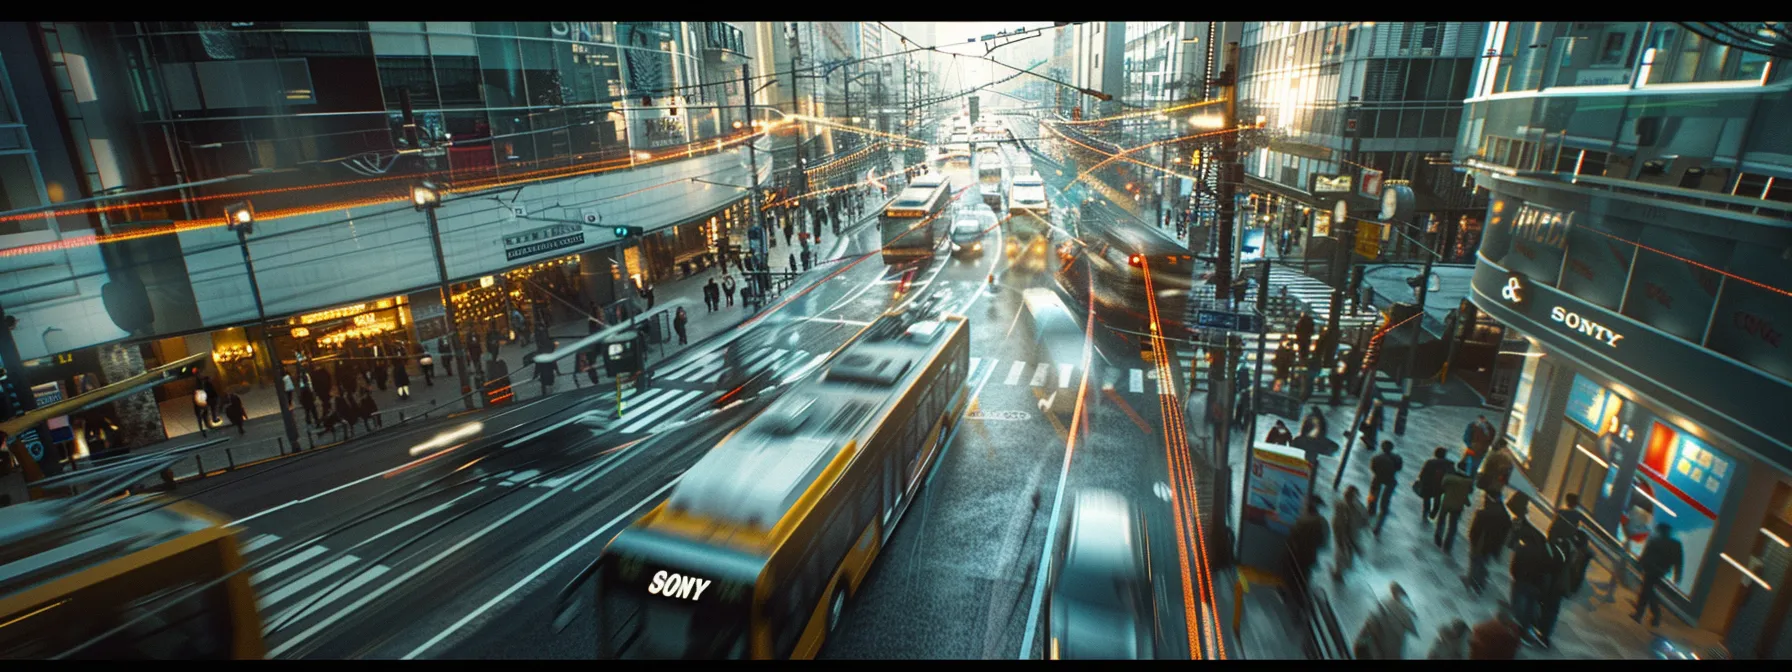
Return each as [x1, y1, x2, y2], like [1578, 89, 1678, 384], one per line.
[1234, 258, 1272, 558]
[1208, 40, 1241, 562]
[743, 64, 770, 298]
[1324, 119, 1366, 407]
[413, 184, 476, 410]
[1393, 234, 1438, 436]
[788, 23, 810, 198]
[222, 203, 303, 455]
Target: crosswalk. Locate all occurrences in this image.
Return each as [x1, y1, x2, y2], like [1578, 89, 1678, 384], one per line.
[239, 533, 394, 637]
[653, 347, 822, 386]
[1182, 263, 1382, 334]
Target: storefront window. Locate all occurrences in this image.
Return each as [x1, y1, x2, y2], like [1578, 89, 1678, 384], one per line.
[1504, 347, 1545, 465]
[1624, 421, 1737, 596]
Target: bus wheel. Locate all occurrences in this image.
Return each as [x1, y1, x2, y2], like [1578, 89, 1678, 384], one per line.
[828, 585, 847, 633]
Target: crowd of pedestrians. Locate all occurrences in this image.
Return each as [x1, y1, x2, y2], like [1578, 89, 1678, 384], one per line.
[1276, 404, 1684, 659]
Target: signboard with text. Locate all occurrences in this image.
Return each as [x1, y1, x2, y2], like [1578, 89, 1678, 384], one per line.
[1358, 168, 1384, 199]
[1354, 221, 1382, 258]
[504, 225, 586, 261]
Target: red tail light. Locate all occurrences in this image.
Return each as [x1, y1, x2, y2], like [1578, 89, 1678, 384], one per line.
[1129, 254, 1143, 266]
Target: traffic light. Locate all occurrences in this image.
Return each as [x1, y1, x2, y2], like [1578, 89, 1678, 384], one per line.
[613, 225, 644, 238]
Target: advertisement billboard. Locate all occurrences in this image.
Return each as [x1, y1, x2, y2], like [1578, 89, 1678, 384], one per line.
[1622, 421, 1735, 596]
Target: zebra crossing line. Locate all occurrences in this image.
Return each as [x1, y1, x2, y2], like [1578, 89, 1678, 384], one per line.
[654, 347, 819, 385]
[238, 533, 396, 636]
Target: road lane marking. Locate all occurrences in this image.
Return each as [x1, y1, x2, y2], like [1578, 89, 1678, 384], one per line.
[347, 488, 489, 554]
[618, 390, 704, 434]
[251, 546, 327, 587]
[1057, 363, 1073, 389]
[1155, 482, 1173, 502]
[267, 565, 391, 635]
[400, 477, 683, 659]
[1005, 361, 1025, 386]
[1130, 369, 1145, 394]
[259, 555, 358, 611]
[742, 349, 789, 375]
[241, 534, 280, 554]
[1029, 363, 1050, 387]
[265, 441, 655, 658]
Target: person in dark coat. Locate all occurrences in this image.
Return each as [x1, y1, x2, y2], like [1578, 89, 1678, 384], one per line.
[705, 277, 721, 312]
[1266, 420, 1294, 445]
[334, 393, 358, 439]
[1360, 399, 1385, 452]
[372, 350, 389, 391]
[1507, 502, 1552, 635]
[419, 350, 435, 386]
[1631, 522, 1685, 627]
[1534, 534, 1575, 648]
[1548, 493, 1592, 543]
[1416, 447, 1453, 521]
[465, 334, 485, 378]
[1566, 529, 1595, 598]
[1294, 311, 1316, 362]
[1300, 405, 1329, 441]
[436, 336, 454, 377]
[358, 389, 380, 431]
[224, 392, 248, 436]
[298, 378, 319, 426]
[200, 376, 221, 424]
[536, 349, 558, 397]
[1366, 440, 1404, 536]
[1435, 460, 1475, 551]
[1463, 493, 1512, 594]
[722, 275, 738, 308]
[392, 359, 411, 400]
[674, 307, 689, 345]
[1285, 496, 1328, 616]
[641, 283, 656, 310]
[486, 327, 503, 365]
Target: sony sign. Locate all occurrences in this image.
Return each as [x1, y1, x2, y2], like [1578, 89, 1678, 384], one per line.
[1550, 306, 1624, 348]
[647, 570, 713, 601]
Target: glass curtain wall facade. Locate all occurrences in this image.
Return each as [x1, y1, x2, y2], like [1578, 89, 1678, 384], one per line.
[1460, 21, 1792, 651]
[1236, 21, 1486, 269]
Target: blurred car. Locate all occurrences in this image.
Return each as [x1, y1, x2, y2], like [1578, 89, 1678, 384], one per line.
[1046, 489, 1156, 660]
[949, 219, 985, 257]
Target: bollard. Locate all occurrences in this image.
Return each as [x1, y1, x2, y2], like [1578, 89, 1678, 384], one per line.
[1233, 574, 1247, 634]
[226, 448, 236, 469]
[277, 437, 285, 456]
[194, 455, 205, 478]
[399, 410, 406, 423]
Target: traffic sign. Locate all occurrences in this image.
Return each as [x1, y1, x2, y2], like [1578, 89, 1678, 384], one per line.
[1194, 310, 1262, 333]
[1355, 222, 1382, 258]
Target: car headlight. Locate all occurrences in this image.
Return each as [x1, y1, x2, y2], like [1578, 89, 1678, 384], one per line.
[973, 242, 982, 251]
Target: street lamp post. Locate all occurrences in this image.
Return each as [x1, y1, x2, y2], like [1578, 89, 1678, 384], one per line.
[413, 183, 476, 411]
[1393, 233, 1439, 436]
[742, 64, 771, 298]
[223, 202, 304, 454]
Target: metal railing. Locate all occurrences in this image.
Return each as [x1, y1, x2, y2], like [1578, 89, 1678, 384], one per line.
[1282, 545, 1354, 660]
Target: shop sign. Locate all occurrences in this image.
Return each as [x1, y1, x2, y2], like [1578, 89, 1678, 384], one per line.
[1354, 221, 1382, 258]
[1311, 173, 1351, 194]
[504, 224, 585, 261]
[1358, 168, 1383, 200]
[1549, 305, 1624, 348]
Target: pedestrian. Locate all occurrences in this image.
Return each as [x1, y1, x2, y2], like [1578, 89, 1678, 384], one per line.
[1286, 495, 1328, 614]
[225, 391, 247, 436]
[1266, 420, 1293, 445]
[1435, 459, 1474, 552]
[466, 333, 484, 377]
[1295, 311, 1315, 363]
[1463, 415, 1497, 472]
[372, 351, 389, 391]
[1300, 405, 1328, 441]
[486, 327, 502, 365]
[1630, 522, 1685, 628]
[1366, 440, 1404, 536]
[722, 275, 738, 307]
[420, 350, 435, 386]
[335, 392, 359, 439]
[392, 358, 411, 400]
[1507, 509, 1553, 635]
[298, 377, 318, 426]
[1534, 534, 1575, 648]
[674, 307, 689, 345]
[788, 252, 799, 273]
[437, 336, 454, 377]
[191, 379, 212, 437]
[358, 389, 381, 431]
[1425, 619, 1471, 659]
[1417, 447, 1453, 521]
[1360, 399, 1385, 452]
[1331, 485, 1369, 581]
[281, 369, 296, 410]
[1566, 529, 1595, 599]
[705, 277, 720, 312]
[1468, 613, 1523, 660]
[1351, 582, 1418, 660]
[642, 283, 656, 310]
[1477, 440, 1517, 495]
[1464, 493, 1511, 594]
[1547, 492, 1591, 543]
[536, 350, 557, 397]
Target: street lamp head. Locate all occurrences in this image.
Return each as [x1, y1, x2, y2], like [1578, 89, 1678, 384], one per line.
[733, 120, 744, 129]
[411, 182, 440, 211]
[224, 202, 255, 233]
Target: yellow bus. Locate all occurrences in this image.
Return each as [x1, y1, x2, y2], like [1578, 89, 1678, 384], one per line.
[570, 307, 971, 659]
[0, 496, 265, 659]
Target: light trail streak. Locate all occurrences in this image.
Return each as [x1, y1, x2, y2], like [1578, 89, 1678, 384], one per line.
[1141, 257, 1224, 659]
[1054, 98, 1226, 126]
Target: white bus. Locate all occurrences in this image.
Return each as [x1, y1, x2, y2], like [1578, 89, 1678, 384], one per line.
[976, 152, 1007, 211]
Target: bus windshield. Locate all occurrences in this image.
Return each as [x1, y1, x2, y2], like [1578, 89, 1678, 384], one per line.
[599, 555, 751, 660]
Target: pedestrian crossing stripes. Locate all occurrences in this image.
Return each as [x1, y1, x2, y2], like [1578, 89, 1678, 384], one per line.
[238, 534, 396, 636]
[653, 347, 819, 385]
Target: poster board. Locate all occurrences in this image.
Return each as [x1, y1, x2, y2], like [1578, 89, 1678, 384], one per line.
[1238, 442, 1313, 571]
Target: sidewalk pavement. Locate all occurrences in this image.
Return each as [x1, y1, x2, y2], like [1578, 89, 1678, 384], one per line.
[0, 203, 888, 505]
[1205, 390, 1725, 659]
